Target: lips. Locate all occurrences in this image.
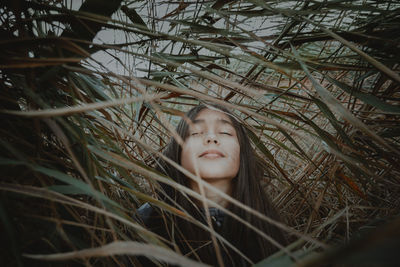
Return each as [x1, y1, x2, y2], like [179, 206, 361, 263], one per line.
[199, 149, 225, 158]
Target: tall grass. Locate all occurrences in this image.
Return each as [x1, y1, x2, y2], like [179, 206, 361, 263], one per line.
[1, 0, 399, 266]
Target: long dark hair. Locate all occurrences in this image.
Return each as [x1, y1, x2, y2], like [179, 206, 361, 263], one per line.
[154, 103, 287, 266]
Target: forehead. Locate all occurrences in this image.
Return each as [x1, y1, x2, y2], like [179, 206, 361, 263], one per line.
[192, 108, 233, 124]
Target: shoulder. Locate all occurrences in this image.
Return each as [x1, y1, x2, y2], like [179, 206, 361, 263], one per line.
[137, 202, 154, 224]
[136, 203, 168, 238]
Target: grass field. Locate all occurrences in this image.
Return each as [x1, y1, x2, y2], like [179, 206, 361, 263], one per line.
[1, 1, 399, 266]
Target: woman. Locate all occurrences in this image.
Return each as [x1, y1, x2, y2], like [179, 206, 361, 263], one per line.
[138, 103, 287, 266]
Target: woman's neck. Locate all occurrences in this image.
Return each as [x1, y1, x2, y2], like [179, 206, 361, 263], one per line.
[190, 178, 232, 208]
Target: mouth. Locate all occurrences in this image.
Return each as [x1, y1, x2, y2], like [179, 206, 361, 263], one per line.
[199, 150, 225, 158]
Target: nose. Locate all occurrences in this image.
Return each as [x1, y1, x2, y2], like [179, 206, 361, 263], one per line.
[204, 133, 219, 145]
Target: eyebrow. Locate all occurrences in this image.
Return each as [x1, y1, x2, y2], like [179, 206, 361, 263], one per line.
[192, 118, 233, 126]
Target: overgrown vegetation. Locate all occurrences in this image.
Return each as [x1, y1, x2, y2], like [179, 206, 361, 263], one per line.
[1, 0, 399, 266]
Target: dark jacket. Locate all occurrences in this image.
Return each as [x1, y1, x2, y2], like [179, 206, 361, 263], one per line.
[135, 203, 249, 267]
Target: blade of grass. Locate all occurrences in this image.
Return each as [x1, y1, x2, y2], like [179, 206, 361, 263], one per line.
[23, 241, 210, 267]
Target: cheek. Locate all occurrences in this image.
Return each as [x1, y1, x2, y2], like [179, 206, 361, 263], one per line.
[180, 146, 190, 170]
[180, 140, 197, 171]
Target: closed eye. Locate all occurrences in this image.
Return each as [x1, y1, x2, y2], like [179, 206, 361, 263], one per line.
[220, 132, 232, 136]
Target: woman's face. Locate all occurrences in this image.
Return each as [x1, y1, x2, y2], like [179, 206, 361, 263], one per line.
[181, 108, 240, 181]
